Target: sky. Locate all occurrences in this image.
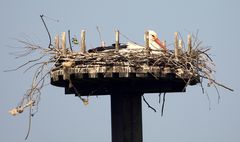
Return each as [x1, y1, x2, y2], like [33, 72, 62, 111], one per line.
[0, 0, 240, 142]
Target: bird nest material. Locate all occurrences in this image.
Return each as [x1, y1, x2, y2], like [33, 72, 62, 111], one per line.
[8, 40, 233, 116]
[7, 30, 233, 140]
[52, 48, 203, 89]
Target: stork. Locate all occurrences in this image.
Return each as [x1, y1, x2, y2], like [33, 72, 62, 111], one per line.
[88, 30, 167, 53]
[126, 30, 166, 51]
[147, 30, 166, 50]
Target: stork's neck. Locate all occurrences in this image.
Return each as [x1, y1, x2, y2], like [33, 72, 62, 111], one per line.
[149, 40, 161, 50]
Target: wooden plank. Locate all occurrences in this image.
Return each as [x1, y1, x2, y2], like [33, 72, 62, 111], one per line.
[54, 34, 59, 49]
[61, 32, 66, 56]
[178, 39, 183, 55]
[174, 32, 179, 57]
[80, 30, 86, 53]
[115, 30, 119, 52]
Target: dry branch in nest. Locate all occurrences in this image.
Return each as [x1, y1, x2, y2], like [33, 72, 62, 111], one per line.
[7, 39, 62, 116]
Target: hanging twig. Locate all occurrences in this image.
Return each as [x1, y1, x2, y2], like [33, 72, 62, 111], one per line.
[70, 80, 89, 105]
[205, 90, 212, 110]
[213, 84, 221, 104]
[161, 93, 166, 117]
[158, 93, 162, 104]
[143, 95, 156, 112]
[25, 104, 32, 140]
[199, 76, 205, 94]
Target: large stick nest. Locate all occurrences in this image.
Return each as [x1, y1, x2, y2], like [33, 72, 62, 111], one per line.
[7, 35, 233, 117]
[55, 47, 205, 81]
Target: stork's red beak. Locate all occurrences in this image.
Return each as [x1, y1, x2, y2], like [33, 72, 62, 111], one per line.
[154, 38, 166, 50]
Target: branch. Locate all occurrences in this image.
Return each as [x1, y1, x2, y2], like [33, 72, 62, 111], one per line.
[70, 80, 89, 105]
[68, 30, 73, 51]
[40, 15, 52, 49]
[143, 95, 156, 112]
[4, 55, 45, 72]
[211, 79, 234, 92]
[200, 75, 234, 92]
[25, 105, 32, 140]
[161, 93, 166, 117]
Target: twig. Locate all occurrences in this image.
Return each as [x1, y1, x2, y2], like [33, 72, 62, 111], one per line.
[4, 55, 45, 72]
[211, 79, 234, 92]
[158, 93, 161, 104]
[200, 75, 234, 92]
[25, 105, 32, 140]
[200, 77, 205, 94]
[68, 30, 73, 51]
[213, 84, 221, 104]
[70, 80, 89, 105]
[143, 95, 156, 112]
[192, 29, 199, 48]
[161, 93, 166, 117]
[205, 90, 212, 110]
[119, 31, 138, 44]
[96, 26, 104, 47]
[40, 15, 52, 49]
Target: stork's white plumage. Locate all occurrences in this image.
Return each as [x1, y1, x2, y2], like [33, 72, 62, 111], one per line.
[88, 30, 166, 53]
[125, 30, 166, 51]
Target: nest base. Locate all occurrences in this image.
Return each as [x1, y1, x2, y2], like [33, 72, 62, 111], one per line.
[51, 71, 192, 96]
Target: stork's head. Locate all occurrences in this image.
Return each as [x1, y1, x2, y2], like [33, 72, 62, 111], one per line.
[145, 30, 166, 50]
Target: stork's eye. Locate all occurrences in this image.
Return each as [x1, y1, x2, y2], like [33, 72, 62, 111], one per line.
[152, 35, 155, 38]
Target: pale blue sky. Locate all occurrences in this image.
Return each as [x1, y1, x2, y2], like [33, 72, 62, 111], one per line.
[1, 0, 240, 142]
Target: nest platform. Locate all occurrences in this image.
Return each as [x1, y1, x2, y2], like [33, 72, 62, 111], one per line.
[50, 48, 200, 96]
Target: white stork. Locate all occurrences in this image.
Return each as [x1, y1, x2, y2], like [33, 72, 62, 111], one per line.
[126, 30, 166, 51]
[88, 30, 166, 53]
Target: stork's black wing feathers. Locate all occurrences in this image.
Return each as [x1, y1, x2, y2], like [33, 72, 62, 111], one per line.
[88, 43, 127, 53]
